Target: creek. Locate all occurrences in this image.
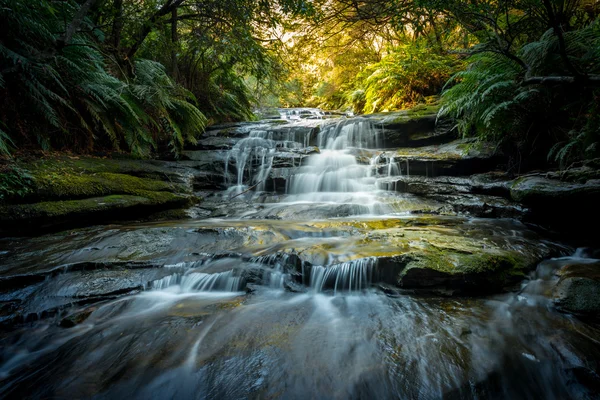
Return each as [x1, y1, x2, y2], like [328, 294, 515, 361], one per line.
[0, 110, 599, 399]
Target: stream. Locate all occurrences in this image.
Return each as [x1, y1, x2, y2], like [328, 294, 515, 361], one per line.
[1, 111, 599, 399]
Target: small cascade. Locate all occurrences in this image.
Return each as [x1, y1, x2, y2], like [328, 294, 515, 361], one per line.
[288, 151, 372, 194]
[280, 108, 324, 120]
[318, 118, 381, 150]
[248, 253, 297, 289]
[387, 156, 400, 177]
[310, 257, 376, 294]
[285, 118, 383, 206]
[225, 135, 276, 192]
[152, 270, 244, 292]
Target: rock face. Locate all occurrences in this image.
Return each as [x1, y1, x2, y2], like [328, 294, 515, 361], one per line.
[0, 215, 563, 324]
[363, 104, 456, 148]
[554, 261, 600, 316]
[510, 175, 600, 233]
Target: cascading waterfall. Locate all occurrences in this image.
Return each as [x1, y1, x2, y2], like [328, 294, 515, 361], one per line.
[248, 253, 296, 289]
[222, 114, 409, 215]
[317, 118, 381, 150]
[225, 135, 276, 193]
[152, 270, 244, 292]
[309, 257, 376, 294]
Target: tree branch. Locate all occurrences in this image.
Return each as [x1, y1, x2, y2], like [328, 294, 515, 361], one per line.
[58, 0, 102, 49]
[126, 0, 187, 61]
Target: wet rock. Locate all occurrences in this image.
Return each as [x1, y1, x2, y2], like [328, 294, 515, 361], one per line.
[379, 175, 473, 196]
[378, 175, 526, 219]
[471, 172, 513, 198]
[287, 217, 559, 294]
[391, 250, 533, 294]
[271, 152, 310, 168]
[0, 156, 200, 235]
[190, 137, 240, 150]
[554, 261, 600, 316]
[510, 175, 600, 233]
[432, 194, 528, 219]
[389, 140, 504, 177]
[60, 307, 96, 328]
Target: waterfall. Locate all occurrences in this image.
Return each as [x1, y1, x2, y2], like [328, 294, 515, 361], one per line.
[309, 257, 376, 294]
[318, 118, 381, 150]
[225, 135, 276, 192]
[152, 270, 245, 292]
[221, 113, 400, 215]
[248, 253, 297, 289]
[287, 119, 381, 199]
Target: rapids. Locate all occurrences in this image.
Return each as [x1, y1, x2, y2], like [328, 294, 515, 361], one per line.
[0, 111, 599, 399]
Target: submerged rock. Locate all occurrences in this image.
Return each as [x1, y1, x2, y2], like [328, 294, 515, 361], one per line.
[554, 261, 600, 317]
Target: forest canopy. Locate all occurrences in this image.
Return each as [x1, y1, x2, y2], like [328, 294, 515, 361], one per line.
[1, 0, 599, 168]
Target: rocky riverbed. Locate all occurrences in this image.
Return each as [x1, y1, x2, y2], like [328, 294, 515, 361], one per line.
[1, 106, 599, 399]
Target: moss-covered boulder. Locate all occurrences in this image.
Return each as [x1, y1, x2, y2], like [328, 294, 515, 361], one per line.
[287, 217, 558, 294]
[0, 192, 194, 234]
[0, 155, 199, 235]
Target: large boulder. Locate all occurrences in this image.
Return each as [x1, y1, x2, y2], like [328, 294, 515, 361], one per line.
[289, 217, 560, 294]
[510, 175, 600, 233]
[361, 104, 458, 149]
[0, 156, 199, 235]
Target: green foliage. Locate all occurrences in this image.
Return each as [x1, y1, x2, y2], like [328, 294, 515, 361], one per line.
[0, 0, 207, 156]
[0, 127, 13, 156]
[0, 165, 33, 201]
[359, 44, 461, 113]
[439, 52, 528, 141]
[349, 90, 366, 114]
[441, 20, 600, 169]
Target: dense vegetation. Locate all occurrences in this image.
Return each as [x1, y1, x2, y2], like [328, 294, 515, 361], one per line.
[1, 0, 599, 170]
[0, 0, 311, 156]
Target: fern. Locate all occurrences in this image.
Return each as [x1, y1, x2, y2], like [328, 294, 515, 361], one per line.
[441, 19, 600, 169]
[0, 0, 207, 156]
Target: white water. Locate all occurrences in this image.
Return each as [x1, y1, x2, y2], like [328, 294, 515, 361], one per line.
[309, 257, 376, 294]
[152, 270, 244, 293]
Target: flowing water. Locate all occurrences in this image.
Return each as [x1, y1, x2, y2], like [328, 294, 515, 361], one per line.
[0, 113, 599, 399]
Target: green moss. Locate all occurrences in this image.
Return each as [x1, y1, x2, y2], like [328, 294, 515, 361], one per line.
[406, 104, 441, 118]
[32, 172, 182, 201]
[6, 155, 191, 204]
[0, 192, 191, 223]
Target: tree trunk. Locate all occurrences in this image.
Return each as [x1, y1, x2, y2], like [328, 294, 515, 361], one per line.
[110, 0, 124, 51]
[171, 7, 179, 79]
[126, 0, 186, 62]
[58, 0, 102, 50]
[542, 0, 580, 77]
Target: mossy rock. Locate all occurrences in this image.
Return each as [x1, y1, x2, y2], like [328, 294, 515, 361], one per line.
[282, 217, 556, 294]
[20, 155, 192, 187]
[30, 172, 185, 203]
[392, 249, 528, 293]
[0, 192, 196, 234]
